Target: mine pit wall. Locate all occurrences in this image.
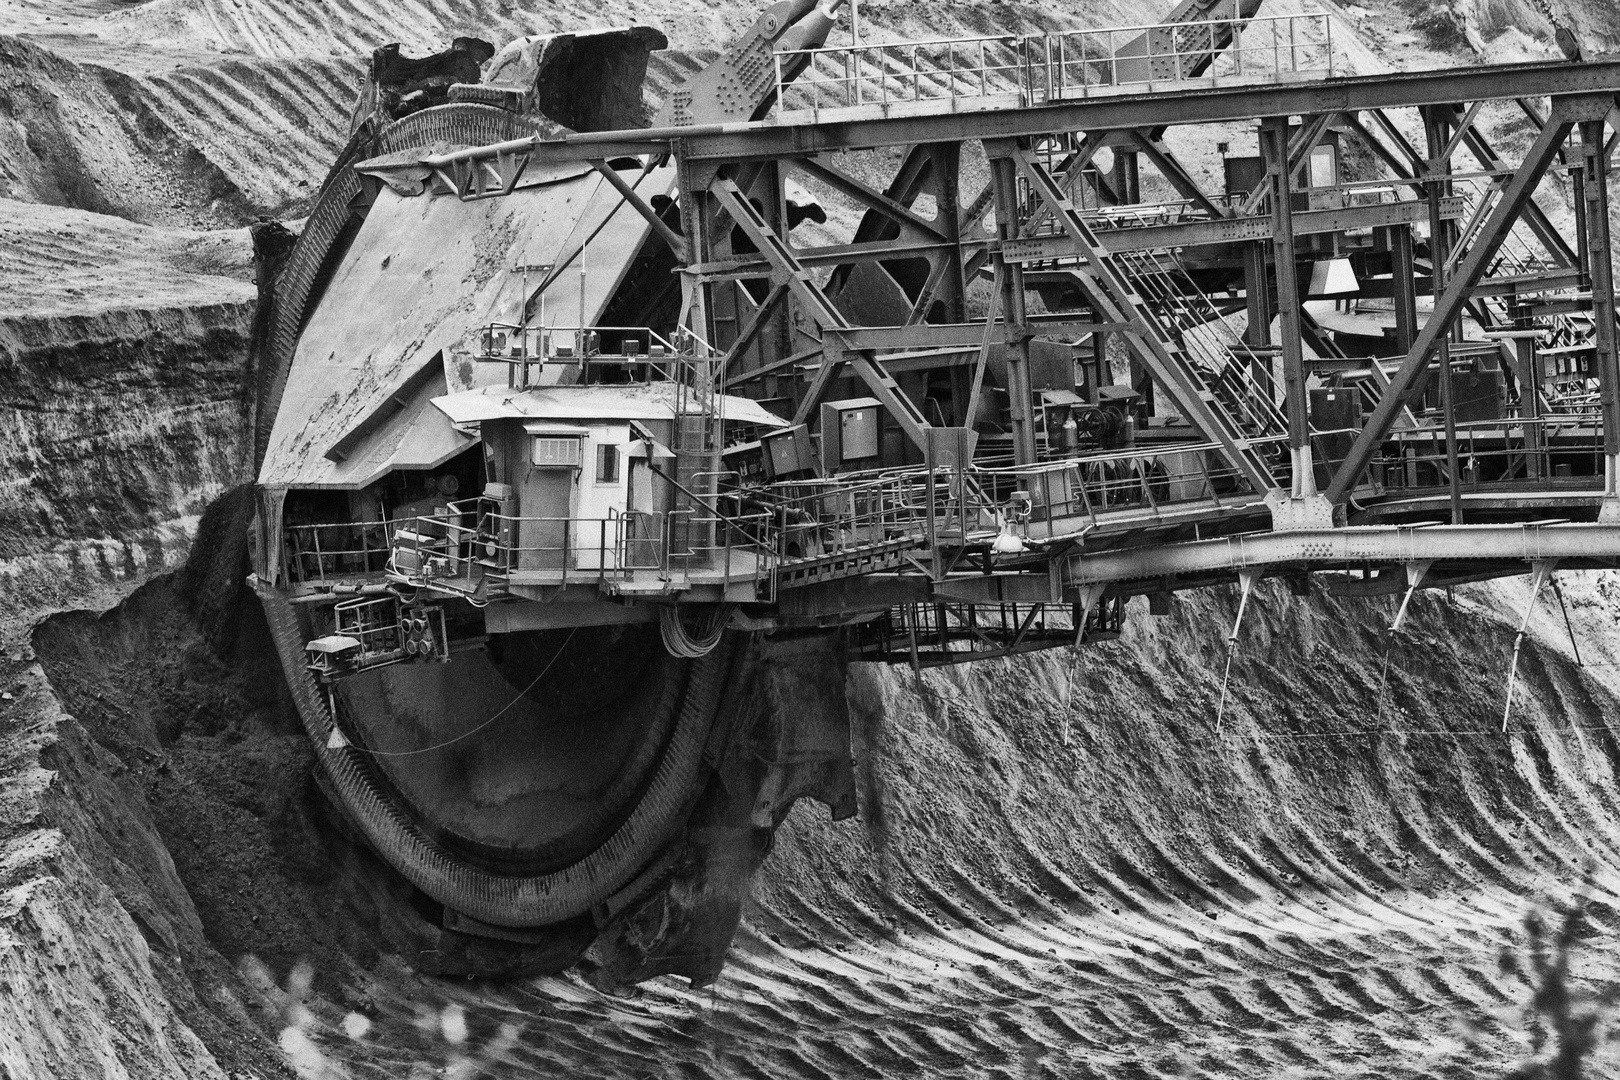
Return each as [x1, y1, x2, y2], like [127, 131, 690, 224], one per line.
[4, 490, 292, 1080]
[0, 301, 254, 614]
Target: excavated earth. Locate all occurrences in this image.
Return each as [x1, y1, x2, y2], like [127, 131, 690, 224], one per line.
[7, 0, 1620, 1077]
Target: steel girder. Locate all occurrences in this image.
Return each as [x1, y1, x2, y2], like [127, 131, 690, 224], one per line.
[707, 176, 935, 449]
[678, 61, 1620, 162]
[370, 61, 1620, 181]
[1067, 522, 1620, 585]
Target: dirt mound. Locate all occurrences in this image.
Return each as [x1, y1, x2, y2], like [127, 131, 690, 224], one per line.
[13, 491, 457, 1077]
[36, 0, 1088, 60]
[0, 33, 358, 227]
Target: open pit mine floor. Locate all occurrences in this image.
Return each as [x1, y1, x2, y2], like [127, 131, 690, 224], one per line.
[11, 548, 1620, 1078]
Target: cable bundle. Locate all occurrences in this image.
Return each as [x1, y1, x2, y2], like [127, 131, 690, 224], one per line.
[660, 603, 734, 657]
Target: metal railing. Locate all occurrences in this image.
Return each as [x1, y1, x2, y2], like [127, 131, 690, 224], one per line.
[973, 438, 1274, 533]
[1113, 247, 1291, 439]
[1371, 418, 1605, 493]
[765, 467, 996, 563]
[386, 496, 776, 593]
[469, 322, 699, 388]
[1305, 416, 1606, 497]
[774, 14, 1334, 120]
[283, 518, 407, 584]
[331, 595, 406, 659]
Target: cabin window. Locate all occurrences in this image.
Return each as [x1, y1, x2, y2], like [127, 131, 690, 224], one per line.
[532, 436, 582, 467]
[1308, 144, 1336, 190]
[595, 443, 620, 484]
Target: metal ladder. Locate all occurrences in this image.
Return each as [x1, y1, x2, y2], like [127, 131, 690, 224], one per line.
[1013, 150, 1278, 492]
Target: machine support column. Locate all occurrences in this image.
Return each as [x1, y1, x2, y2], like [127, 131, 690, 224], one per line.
[1511, 325, 1546, 479]
[1262, 115, 1313, 496]
[991, 151, 1038, 466]
[1090, 308, 1108, 402]
[1241, 240, 1273, 403]
[674, 142, 716, 351]
[1424, 105, 1464, 525]
[1580, 119, 1620, 499]
[1383, 224, 1418, 354]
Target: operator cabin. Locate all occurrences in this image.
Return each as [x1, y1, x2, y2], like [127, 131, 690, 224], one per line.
[431, 382, 787, 572]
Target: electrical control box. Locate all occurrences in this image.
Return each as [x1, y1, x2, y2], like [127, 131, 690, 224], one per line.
[1454, 369, 1504, 423]
[820, 398, 882, 472]
[1309, 387, 1361, 432]
[762, 424, 817, 479]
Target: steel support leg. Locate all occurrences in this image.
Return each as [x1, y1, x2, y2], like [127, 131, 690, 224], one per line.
[1262, 116, 1313, 497]
[1242, 239, 1274, 403]
[1580, 120, 1620, 509]
[1425, 105, 1464, 525]
[1389, 559, 1433, 632]
[1385, 223, 1419, 355]
[991, 153, 1038, 466]
[1502, 558, 1557, 731]
[1216, 568, 1263, 731]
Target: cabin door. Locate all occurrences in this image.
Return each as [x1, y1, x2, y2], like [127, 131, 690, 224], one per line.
[623, 458, 664, 569]
[519, 469, 572, 569]
[519, 457, 576, 571]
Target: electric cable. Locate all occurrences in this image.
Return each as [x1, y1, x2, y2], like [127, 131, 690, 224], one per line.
[660, 604, 733, 658]
[337, 627, 578, 758]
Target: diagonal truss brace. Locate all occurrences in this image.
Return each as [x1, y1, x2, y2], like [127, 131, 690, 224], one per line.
[1008, 147, 1277, 494]
[431, 146, 531, 200]
[589, 161, 687, 261]
[795, 157, 947, 243]
[1323, 98, 1599, 504]
[707, 177, 932, 449]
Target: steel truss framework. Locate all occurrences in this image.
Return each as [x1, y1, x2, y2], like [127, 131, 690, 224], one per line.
[378, 45, 1620, 657]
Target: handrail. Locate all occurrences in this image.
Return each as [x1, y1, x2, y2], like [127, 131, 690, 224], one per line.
[774, 14, 1335, 119]
[778, 14, 1324, 59]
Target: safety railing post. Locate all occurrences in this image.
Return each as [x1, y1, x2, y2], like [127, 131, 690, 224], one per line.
[311, 526, 327, 584]
[1198, 454, 1223, 508]
[1076, 470, 1098, 526]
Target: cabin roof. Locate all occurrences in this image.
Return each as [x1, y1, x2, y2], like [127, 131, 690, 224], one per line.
[258, 164, 674, 490]
[431, 383, 790, 428]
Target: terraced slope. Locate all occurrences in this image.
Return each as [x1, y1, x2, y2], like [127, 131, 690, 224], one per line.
[0, 198, 254, 609]
[0, 0, 1104, 229]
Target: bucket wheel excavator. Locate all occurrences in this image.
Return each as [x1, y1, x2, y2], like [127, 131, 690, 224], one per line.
[249, 3, 857, 986]
[251, 0, 1266, 984]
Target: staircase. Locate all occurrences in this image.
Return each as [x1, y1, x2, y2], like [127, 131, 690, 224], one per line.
[1013, 151, 1280, 492]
